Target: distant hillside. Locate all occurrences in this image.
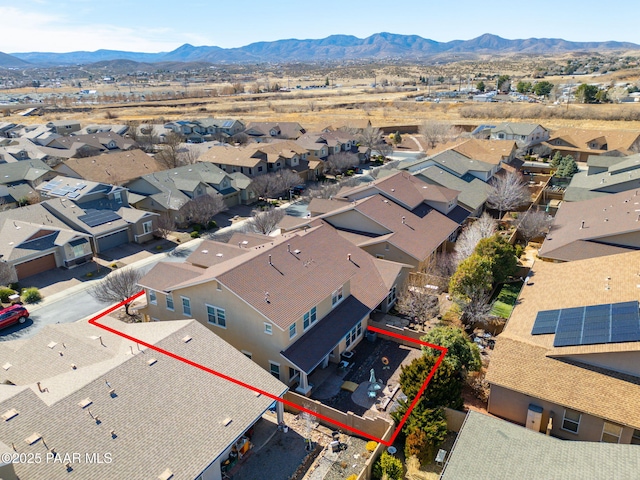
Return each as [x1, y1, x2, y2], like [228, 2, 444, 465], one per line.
[11, 33, 640, 66]
[0, 51, 31, 67]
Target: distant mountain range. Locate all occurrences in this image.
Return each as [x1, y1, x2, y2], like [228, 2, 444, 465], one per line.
[3, 33, 639, 67]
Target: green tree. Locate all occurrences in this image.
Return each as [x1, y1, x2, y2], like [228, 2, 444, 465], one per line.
[556, 156, 579, 178]
[421, 326, 482, 373]
[449, 254, 493, 299]
[516, 81, 532, 94]
[392, 131, 402, 146]
[401, 403, 448, 462]
[550, 151, 564, 168]
[372, 451, 403, 480]
[497, 75, 511, 92]
[474, 235, 517, 285]
[533, 81, 554, 97]
[574, 83, 599, 103]
[595, 89, 608, 103]
[476, 80, 485, 92]
[399, 354, 463, 409]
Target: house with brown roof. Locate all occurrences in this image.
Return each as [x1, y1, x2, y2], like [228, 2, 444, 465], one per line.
[244, 122, 306, 142]
[486, 251, 640, 444]
[0, 317, 287, 480]
[538, 189, 640, 262]
[54, 150, 163, 185]
[322, 119, 372, 133]
[544, 127, 640, 162]
[138, 224, 408, 395]
[428, 138, 518, 165]
[304, 194, 459, 268]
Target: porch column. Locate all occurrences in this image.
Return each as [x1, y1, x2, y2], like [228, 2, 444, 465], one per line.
[276, 401, 284, 425]
[299, 372, 309, 390]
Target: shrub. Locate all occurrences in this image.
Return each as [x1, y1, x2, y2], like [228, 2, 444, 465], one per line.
[207, 220, 218, 230]
[21, 287, 42, 304]
[346, 475, 357, 480]
[515, 243, 525, 258]
[192, 224, 203, 232]
[0, 287, 16, 303]
[190, 231, 200, 238]
[372, 451, 403, 480]
[346, 170, 355, 176]
[111, 263, 118, 269]
[9, 283, 20, 291]
[366, 441, 378, 452]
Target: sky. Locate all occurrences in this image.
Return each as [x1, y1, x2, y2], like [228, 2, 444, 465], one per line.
[2, 0, 640, 54]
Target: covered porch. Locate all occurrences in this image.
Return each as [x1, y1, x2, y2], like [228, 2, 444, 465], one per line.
[281, 296, 369, 396]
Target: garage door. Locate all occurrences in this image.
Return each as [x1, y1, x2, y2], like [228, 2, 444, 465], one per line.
[15, 253, 57, 280]
[97, 229, 129, 252]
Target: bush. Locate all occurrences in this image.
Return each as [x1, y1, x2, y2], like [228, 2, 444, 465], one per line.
[190, 231, 200, 238]
[207, 220, 218, 230]
[515, 243, 525, 258]
[0, 287, 16, 303]
[192, 224, 203, 232]
[366, 441, 378, 452]
[9, 283, 20, 291]
[372, 451, 403, 480]
[111, 263, 118, 269]
[346, 169, 355, 176]
[21, 287, 42, 304]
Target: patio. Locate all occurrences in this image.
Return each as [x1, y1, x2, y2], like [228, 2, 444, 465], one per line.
[309, 337, 422, 420]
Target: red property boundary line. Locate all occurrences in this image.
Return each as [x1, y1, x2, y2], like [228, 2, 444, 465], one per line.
[88, 292, 447, 446]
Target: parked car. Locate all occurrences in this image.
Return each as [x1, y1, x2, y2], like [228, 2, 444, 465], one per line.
[0, 304, 29, 330]
[292, 185, 306, 195]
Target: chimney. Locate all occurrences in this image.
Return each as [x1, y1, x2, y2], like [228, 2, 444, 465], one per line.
[402, 216, 406, 224]
[348, 253, 351, 261]
[580, 220, 585, 229]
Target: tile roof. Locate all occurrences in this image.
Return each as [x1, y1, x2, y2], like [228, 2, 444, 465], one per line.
[57, 150, 163, 185]
[486, 251, 640, 429]
[441, 411, 640, 480]
[0, 318, 286, 480]
[538, 189, 640, 261]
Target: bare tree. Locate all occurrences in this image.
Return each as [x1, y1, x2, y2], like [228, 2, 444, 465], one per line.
[455, 288, 495, 329]
[246, 207, 285, 235]
[396, 284, 439, 329]
[155, 212, 176, 239]
[304, 176, 360, 201]
[454, 213, 497, 265]
[181, 194, 227, 226]
[357, 125, 383, 151]
[138, 124, 159, 153]
[486, 172, 531, 219]
[516, 209, 553, 244]
[155, 132, 188, 169]
[419, 120, 463, 150]
[249, 170, 302, 200]
[89, 268, 143, 316]
[325, 152, 358, 175]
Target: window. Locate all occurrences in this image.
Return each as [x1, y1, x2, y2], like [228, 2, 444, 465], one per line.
[289, 367, 299, 381]
[303, 306, 317, 330]
[632, 429, 640, 445]
[289, 323, 297, 339]
[345, 322, 363, 348]
[258, 166, 263, 172]
[142, 221, 152, 234]
[269, 362, 280, 379]
[166, 295, 174, 311]
[181, 296, 191, 316]
[206, 305, 226, 327]
[602, 422, 623, 443]
[387, 286, 397, 306]
[332, 286, 344, 306]
[248, 168, 252, 175]
[114, 191, 122, 204]
[264, 323, 272, 335]
[149, 290, 157, 305]
[72, 243, 85, 258]
[562, 409, 581, 433]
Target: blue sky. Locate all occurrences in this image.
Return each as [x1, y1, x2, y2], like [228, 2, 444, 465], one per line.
[2, 0, 639, 53]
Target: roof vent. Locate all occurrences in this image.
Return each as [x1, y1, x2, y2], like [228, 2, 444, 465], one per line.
[182, 335, 192, 343]
[294, 249, 301, 254]
[158, 469, 174, 480]
[78, 398, 93, 409]
[242, 240, 249, 245]
[201, 249, 208, 254]
[216, 253, 223, 257]
[148, 358, 157, 366]
[47, 341, 57, 349]
[2, 409, 19, 421]
[2, 363, 11, 371]
[24, 433, 41, 445]
[222, 417, 233, 427]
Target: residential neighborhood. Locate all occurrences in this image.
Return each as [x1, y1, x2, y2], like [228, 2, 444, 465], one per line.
[3, 107, 640, 480]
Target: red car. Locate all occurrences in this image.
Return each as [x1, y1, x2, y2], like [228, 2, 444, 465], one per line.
[0, 305, 29, 330]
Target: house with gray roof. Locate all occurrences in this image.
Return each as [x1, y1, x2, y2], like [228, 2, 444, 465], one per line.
[0, 159, 55, 188]
[441, 411, 640, 480]
[124, 163, 251, 226]
[0, 204, 92, 280]
[0, 317, 287, 480]
[45, 120, 81, 135]
[244, 122, 306, 142]
[490, 122, 549, 148]
[414, 165, 488, 216]
[563, 153, 640, 202]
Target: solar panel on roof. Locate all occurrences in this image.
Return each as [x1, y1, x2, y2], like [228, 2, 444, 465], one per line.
[532, 310, 560, 335]
[50, 189, 68, 196]
[222, 120, 234, 128]
[67, 192, 81, 199]
[40, 184, 55, 191]
[78, 209, 122, 228]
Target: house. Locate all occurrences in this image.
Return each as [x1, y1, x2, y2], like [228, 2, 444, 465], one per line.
[0, 204, 92, 280]
[441, 411, 640, 480]
[402, 148, 500, 183]
[0, 183, 39, 210]
[335, 171, 468, 223]
[0, 317, 287, 480]
[538, 190, 640, 262]
[544, 127, 640, 162]
[77, 124, 129, 136]
[430, 138, 518, 165]
[295, 131, 361, 160]
[305, 194, 459, 268]
[0, 159, 56, 188]
[490, 123, 549, 148]
[322, 119, 372, 133]
[563, 154, 640, 202]
[45, 120, 81, 135]
[138, 224, 408, 394]
[0, 138, 51, 164]
[198, 141, 315, 181]
[486, 251, 640, 444]
[54, 150, 163, 185]
[124, 162, 251, 224]
[195, 118, 245, 137]
[36, 131, 138, 161]
[244, 122, 306, 142]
